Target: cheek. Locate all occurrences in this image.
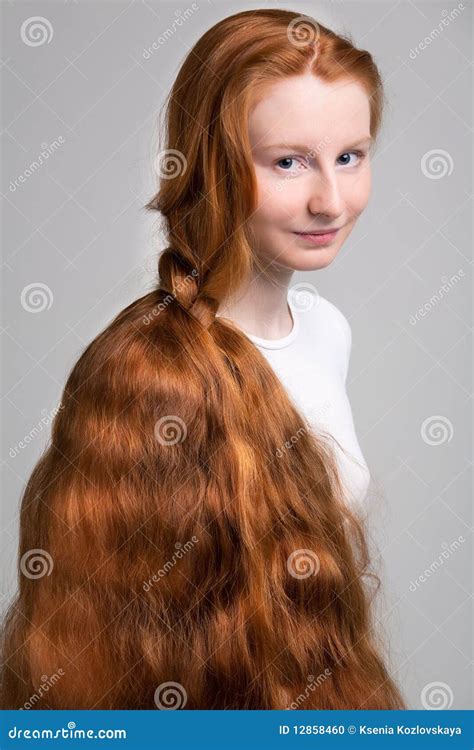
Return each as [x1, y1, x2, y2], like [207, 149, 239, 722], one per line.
[252, 177, 296, 225]
[346, 168, 372, 214]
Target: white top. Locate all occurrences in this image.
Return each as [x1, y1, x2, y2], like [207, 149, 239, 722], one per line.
[217, 288, 371, 511]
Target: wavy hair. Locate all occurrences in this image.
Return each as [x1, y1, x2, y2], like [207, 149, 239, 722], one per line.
[1, 9, 405, 709]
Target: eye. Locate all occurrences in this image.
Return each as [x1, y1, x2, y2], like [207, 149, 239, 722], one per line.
[275, 157, 305, 172]
[337, 150, 366, 167]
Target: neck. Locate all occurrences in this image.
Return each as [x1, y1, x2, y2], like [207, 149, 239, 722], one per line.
[218, 265, 295, 340]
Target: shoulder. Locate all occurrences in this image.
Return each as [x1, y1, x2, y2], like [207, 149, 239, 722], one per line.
[319, 296, 351, 384]
[317, 296, 352, 354]
[292, 291, 351, 383]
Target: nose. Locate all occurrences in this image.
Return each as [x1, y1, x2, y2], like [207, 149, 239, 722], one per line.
[307, 169, 345, 219]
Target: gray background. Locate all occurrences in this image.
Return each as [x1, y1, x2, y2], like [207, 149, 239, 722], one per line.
[1, 0, 472, 710]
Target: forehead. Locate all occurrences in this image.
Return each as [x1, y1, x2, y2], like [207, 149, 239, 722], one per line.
[248, 73, 371, 149]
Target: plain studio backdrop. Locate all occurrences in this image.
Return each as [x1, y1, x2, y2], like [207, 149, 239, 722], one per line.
[1, 0, 472, 710]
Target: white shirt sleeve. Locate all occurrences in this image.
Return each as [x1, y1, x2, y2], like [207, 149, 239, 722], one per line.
[338, 312, 352, 385]
[321, 298, 352, 385]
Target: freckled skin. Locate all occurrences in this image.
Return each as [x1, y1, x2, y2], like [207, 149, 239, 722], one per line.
[247, 73, 373, 272]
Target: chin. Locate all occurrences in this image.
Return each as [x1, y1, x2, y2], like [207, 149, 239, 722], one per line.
[277, 248, 338, 272]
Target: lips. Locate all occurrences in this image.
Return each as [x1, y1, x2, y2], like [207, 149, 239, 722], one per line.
[295, 228, 340, 235]
[293, 228, 340, 246]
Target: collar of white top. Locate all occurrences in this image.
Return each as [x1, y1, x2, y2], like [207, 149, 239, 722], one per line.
[216, 291, 300, 350]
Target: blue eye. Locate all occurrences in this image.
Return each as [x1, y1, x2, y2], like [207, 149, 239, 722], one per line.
[276, 157, 301, 171]
[337, 151, 365, 166]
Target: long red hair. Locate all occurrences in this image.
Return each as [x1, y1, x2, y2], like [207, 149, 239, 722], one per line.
[1, 9, 405, 709]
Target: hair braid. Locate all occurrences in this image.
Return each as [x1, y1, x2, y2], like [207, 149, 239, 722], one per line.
[158, 247, 219, 331]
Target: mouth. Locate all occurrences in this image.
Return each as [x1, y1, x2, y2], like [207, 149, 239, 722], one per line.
[295, 227, 341, 235]
[293, 227, 341, 245]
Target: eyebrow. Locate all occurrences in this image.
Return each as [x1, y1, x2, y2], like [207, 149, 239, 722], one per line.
[260, 137, 372, 152]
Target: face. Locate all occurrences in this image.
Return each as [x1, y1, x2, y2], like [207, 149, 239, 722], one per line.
[246, 72, 373, 272]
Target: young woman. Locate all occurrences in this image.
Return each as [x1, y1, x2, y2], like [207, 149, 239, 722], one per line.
[1, 9, 406, 710]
